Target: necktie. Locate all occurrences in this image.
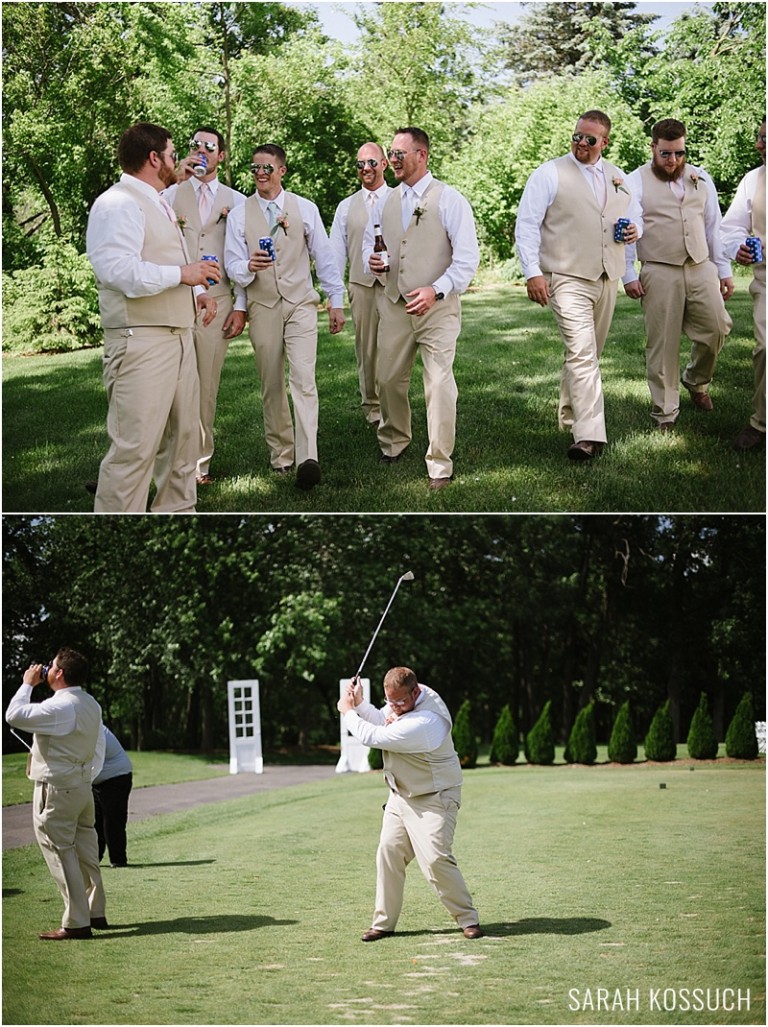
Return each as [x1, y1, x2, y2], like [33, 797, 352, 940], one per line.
[587, 164, 607, 209]
[670, 177, 685, 202]
[402, 188, 413, 231]
[159, 196, 178, 225]
[266, 201, 279, 231]
[198, 182, 212, 224]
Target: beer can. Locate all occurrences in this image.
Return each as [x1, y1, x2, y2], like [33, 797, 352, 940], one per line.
[745, 236, 764, 263]
[259, 236, 276, 262]
[614, 218, 631, 243]
[192, 152, 208, 178]
[202, 254, 218, 286]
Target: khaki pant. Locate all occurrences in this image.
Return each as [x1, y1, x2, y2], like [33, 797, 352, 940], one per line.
[194, 297, 233, 476]
[247, 298, 319, 469]
[348, 281, 381, 424]
[371, 788, 478, 932]
[95, 326, 199, 513]
[749, 267, 766, 432]
[33, 779, 106, 930]
[639, 259, 732, 424]
[376, 292, 462, 479]
[547, 273, 618, 444]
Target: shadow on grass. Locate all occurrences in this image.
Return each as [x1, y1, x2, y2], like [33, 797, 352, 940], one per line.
[484, 916, 612, 936]
[109, 859, 217, 868]
[103, 913, 298, 937]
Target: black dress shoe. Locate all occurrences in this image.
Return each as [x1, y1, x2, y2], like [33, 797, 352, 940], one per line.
[295, 459, 321, 490]
[462, 924, 483, 939]
[39, 926, 92, 940]
[361, 928, 394, 942]
[84, 480, 98, 495]
[567, 440, 604, 461]
[380, 453, 400, 464]
[90, 917, 109, 929]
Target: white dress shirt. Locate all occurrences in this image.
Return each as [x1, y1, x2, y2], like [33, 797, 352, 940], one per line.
[329, 183, 391, 278]
[224, 188, 345, 308]
[515, 153, 643, 281]
[362, 172, 480, 297]
[720, 165, 764, 259]
[6, 684, 106, 778]
[623, 163, 731, 283]
[343, 690, 450, 753]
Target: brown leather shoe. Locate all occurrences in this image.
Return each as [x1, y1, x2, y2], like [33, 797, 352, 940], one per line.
[428, 476, 453, 491]
[296, 459, 321, 490]
[84, 480, 98, 495]
[567, 440, 604, 461]
[361, 928, 395, 942]
[688, 390, 713, 411]
[90, 917, 109, 929]
[39, 926, 92, 940]
[462, 925, 483, 939]
[732, 424, 765, 451]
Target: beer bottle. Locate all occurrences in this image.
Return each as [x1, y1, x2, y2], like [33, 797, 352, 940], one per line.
[373, 224, 390, 272]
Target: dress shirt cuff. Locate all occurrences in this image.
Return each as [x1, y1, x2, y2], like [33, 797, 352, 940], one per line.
[433, 278, 452, 298]
[328, 294, 345, 309]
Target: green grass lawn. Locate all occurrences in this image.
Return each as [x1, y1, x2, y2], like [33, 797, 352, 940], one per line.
[3, 280, 764, 513]
[3, 758, 764, 1026]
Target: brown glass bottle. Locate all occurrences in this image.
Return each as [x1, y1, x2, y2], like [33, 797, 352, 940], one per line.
[373, 224, 390, 272]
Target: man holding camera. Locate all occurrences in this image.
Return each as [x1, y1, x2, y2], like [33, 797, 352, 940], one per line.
[5, 649, 108, 940]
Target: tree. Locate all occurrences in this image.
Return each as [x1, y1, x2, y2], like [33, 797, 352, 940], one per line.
[489, 705, 519, 765]
[608, 701, 637, 764]
[525, 701, 555, 765]
[644, 700, 676, 762]
[564, 703, 597, 764]
[725, 693, 759, 760]
[686, 692, 718, 760]
[452, 700, 478, 769]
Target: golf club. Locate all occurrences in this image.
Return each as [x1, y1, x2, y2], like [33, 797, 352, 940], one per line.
[355, 571, 415, 678]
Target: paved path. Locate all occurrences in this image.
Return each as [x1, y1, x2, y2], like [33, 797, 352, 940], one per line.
[2, 765, 338, 851]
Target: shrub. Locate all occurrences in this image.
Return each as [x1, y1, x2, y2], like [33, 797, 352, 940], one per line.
[1, 238, 102, 354]
[608, 701, 637, 764]
[525, 700, 555, 765]
[452, 699, 478, 769]
[686, 692, 719, 760]
[725, 693, 759, 760]
[368, 747, 384, 771]
[644, 700, 677, 761]
[489, 704, 519, 765]
[564, 702, 597, 764]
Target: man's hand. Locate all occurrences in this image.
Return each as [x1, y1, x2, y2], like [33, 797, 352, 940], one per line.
[337, 691, 355, 715]
[197, 294, 218, 326]
[176, 155, 204, 181]
[368, 253, 387, 275]
[181, 260, 222, 288]
[248, 249, 274, 274]
[23, 663, 44, 686]
[328, 307, 346, 334]
[624, 281, 645, 300]
[223, 310, 247, 339]
[621, 223, 639, 245]
[404, 286, 438, 317]
[720, 277, 735, 301]
[735, 243, 756, 267]
[525, 275, 549, 307]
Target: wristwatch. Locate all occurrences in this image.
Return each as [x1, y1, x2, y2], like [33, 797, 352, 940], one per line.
[433, 288, 445, 300]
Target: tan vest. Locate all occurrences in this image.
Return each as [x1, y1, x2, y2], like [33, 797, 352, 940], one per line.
[95, 180, 196, 329]
[382, 685, 463, 798]
[752, 165, 766, 244]
[28, 688, 102, 788]
[348, 190, 379, 287]
[636, 163, 709, 265]
[170, 180, 238, 300]
[244, 192, 319, 309]
[381, 180, 453, 302]
[539, 157, 630, 281]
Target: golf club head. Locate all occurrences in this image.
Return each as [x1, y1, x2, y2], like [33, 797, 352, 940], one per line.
[401, 571, 415, 582]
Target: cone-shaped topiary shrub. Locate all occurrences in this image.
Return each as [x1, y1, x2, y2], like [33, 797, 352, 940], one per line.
[452, 699, 478, 768]
[564, 702, 597, 764]
[525, 700, 555, 765]
[368, 746, 384, 770]
[687, 692, 718, 759]
[644, 699, 676, 761]
[489, 705, 519, 765]
[608, 700, 637, 763]
[725, 693, 759, 759]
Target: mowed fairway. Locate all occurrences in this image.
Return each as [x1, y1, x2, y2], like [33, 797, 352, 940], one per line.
[2, 762, 764, 1026]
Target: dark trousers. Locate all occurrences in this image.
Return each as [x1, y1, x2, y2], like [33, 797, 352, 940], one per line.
[92, 773, 132, 865]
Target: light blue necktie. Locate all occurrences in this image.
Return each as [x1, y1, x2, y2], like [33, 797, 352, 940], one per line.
[266, 201, 279, 231]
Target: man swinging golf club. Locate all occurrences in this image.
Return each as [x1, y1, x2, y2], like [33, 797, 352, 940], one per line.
[337, 666, 483, 941]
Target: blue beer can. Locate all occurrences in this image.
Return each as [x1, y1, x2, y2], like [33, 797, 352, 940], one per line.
[202, 254, 218, 286]
[192, 152, 208, 178]
[745, 236, 763, 263]
[259, 236, 276, 262]
[614, 218, 631, 243]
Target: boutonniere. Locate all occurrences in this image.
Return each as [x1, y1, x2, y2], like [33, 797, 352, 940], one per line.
[612, 176, 629, 195]
[216, 207, 231, 224]
[176, 215, 187, 232]
[689, 173, 700, 190]
[413, 205, 427, 226]
[271, 213, 289, 236]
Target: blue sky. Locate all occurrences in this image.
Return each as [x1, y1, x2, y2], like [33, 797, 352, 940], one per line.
[296, 1, 715, 44]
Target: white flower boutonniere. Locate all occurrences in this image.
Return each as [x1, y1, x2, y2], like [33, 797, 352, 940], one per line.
[176, 215, 188, 232]
[689, 173, 700, 190]
[612, 176, 629, 195]
[216, 206, 231, 224]
[271, 213, 289, 236]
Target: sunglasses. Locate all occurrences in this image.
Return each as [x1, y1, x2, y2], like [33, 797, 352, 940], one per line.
[189, 139, 217, 152]
[356, 159, 380, 169]
[658, 150, 686, 159]
[250, 163, 275, 174]
[387, 149, 422, 161]
[572, 133, 599, 146]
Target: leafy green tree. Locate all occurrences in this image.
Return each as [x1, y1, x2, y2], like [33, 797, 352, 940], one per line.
[525, 701, 555, 765]
[644, 700, 676, 762]
[368, 747, 384, 771]
[452, 699, 478, 769]
[686, 692, 719, 760]
[564, 703, 597, 764]
[607, 701, 637, 764]
[489, 705, 519, 765]
[725, 693, 759, 760]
